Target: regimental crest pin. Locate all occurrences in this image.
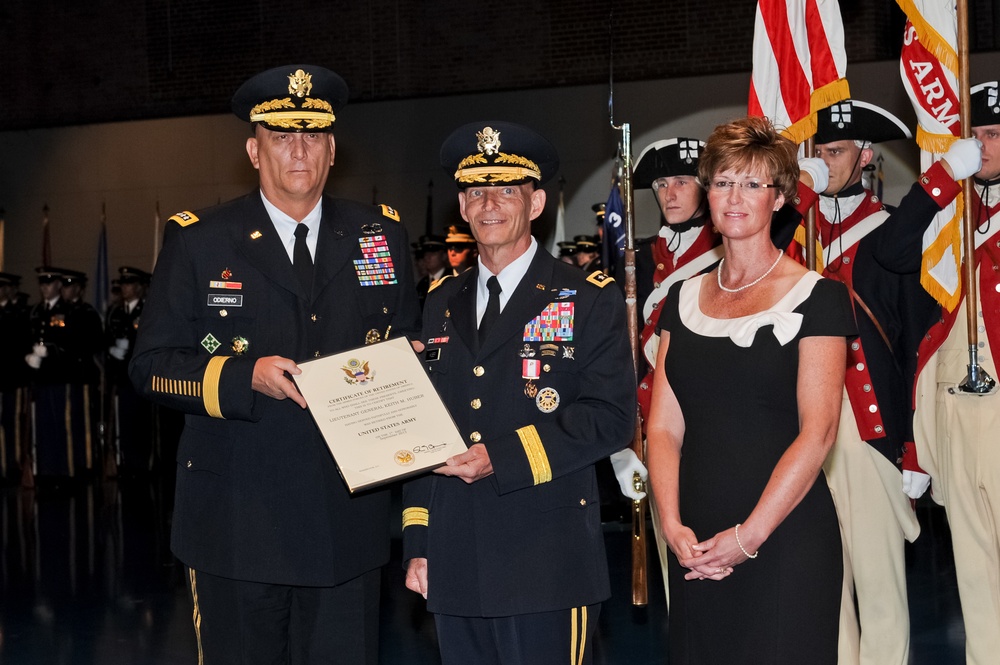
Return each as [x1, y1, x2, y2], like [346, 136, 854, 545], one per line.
[231, 336, 249, 355]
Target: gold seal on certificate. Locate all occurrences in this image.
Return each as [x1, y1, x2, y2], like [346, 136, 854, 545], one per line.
[294, 336, 466, 492]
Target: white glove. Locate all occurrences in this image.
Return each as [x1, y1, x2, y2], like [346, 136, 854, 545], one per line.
[799, 157, 830, 193]
[114, 337, 130, 351]
[32, 343, 48, 358]
[25, 353, 41, 369]
[609, 448, 648, 500]
[942, 137, 983, 181]
[108, 345, 127, 361]
[902, 470, 931, 499]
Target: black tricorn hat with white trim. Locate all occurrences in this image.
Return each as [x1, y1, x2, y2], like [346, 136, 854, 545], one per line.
[633, 138, 705, 189]
[815, 100, 912, 145]
[971, 81, 1000, 127]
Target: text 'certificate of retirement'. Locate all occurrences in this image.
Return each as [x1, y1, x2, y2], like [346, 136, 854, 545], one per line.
[295, 336, 466, 493]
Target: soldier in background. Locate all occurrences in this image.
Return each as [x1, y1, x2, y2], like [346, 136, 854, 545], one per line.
[414, 234, 448, 308]
[25, 268, 73, 480]
[105, 266, 153, 476]
[573, 235, 601, 272]
[556, 239, 577, 265]
[445, 222, 478, 275]
[0, 272, 30, 484]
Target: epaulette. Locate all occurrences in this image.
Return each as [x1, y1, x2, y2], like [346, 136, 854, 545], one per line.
[427, 274, 453, 294]
[169, 211, 199, 227]
[379, 204, 401, 222]
[586, 271, 614, 288]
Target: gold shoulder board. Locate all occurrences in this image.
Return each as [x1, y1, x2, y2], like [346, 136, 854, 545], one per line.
[586, 271, 614, 288]
[169, 211, 200, 227]
[379, 204, 400, 222]
[427, 274, 453, 294]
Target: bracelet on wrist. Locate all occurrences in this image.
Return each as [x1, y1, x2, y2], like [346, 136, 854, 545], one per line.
[735, 522, 758, 560]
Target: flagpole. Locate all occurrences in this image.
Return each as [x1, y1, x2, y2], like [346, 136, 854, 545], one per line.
[804, 137, 817, 271]
[956, 0, 994, 393]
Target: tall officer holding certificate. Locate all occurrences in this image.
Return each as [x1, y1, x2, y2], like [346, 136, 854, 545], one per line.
[402, 121, 635, 664]
[129, 65, 420, 665]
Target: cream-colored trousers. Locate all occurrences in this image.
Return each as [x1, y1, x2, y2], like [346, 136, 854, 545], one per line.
[914, 291, 1000, 665]
[825, 397, 920, 665]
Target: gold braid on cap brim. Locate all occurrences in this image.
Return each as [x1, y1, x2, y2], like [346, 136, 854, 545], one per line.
[249, 97, 335, 130]
[455, 151, 541, 184]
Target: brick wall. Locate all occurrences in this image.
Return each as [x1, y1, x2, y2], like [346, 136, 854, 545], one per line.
[2, 0, 994, 131]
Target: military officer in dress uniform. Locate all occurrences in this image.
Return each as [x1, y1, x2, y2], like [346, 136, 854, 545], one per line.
[783, 100, 983, 665]
[445, 222, 478, 275]
[129, 65, 421, 665]
[105, 266, 153, 475]
[402, 121, 635, 664]
[25, 267, 94, 480]
[0, 273, 30, 484]
[911, 81, 1000, 665]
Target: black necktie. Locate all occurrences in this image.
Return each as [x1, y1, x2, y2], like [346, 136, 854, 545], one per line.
[293, 224, 313, 293]
[479, 276, 502, 345]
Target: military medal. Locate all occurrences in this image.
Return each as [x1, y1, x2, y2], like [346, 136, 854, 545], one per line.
[535, 387, 560, 413]
[523, 359, 541, 398]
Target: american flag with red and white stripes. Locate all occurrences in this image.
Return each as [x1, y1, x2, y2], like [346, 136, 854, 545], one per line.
[748, 0, 851, 144]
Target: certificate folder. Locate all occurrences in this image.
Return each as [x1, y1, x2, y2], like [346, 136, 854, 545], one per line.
[295, 336, 467, 493]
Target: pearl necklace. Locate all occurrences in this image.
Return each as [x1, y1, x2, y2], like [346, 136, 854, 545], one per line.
[717, 249, 783, 293]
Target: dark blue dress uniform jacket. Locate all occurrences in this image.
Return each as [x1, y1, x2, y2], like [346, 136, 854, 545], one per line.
[130, 192, 421, 587]
[402, 248, 635, 617]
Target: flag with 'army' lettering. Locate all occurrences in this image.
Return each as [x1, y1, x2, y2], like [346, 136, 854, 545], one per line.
[897, 0, 963, 311]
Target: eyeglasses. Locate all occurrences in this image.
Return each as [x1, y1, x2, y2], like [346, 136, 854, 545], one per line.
[707, 180, 779, 193]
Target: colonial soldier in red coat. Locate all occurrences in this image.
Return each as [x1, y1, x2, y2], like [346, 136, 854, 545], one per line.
[786, 99, 981, 665]
[911, 81, 1000, 665]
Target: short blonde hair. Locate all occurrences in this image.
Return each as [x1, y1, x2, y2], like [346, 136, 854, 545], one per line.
[698, 116, 799, 200]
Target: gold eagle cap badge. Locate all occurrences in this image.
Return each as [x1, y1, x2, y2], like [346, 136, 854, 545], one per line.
[476, 126, 501, 155]
[287, 69, 313, 97]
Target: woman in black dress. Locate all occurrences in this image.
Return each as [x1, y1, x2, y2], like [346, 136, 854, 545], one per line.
[646, 116, 856, 663]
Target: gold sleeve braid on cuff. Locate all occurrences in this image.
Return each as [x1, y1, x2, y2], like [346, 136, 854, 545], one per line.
[516, 425, 552, 485]
[152, 376, 203, 398]
[203, 356, 230, 419]
[402, 507, 429, 529]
